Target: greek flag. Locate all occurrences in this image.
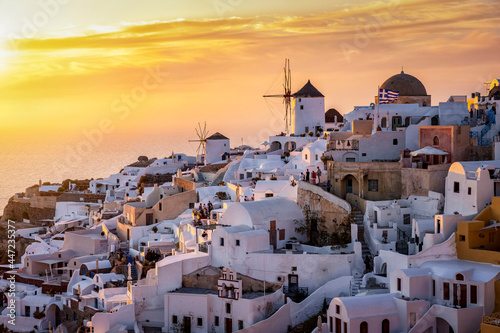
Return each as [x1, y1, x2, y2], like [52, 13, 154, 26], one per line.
[379, 88, 399, 104]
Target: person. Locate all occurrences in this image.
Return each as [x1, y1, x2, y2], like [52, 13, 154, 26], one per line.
[311, 170, 317, 184]
[326, 180, 331, 192]
[305, 169, 310, 182]
[299, 173, 305, 181]
[316, 166, 322, 181]
[208, 201, 213, 213]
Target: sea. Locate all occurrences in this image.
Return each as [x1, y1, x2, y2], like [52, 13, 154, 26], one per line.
[0, 134, 195, 215]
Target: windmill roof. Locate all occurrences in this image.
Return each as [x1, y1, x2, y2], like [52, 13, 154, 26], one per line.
[294, 80, 324, 98]
[207, 132, 229, 140]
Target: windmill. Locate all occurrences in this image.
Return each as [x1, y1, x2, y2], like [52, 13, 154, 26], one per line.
[189, 122, 209, 166]
[263, 58, 293, 134]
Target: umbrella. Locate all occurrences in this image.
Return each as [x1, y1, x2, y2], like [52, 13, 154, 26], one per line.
[410, 146, 449, 156]
[261, 141, 270, 147]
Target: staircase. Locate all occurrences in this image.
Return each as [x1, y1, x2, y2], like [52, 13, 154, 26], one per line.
[350, 276, 363, 296]
[351, 210, 370, 259]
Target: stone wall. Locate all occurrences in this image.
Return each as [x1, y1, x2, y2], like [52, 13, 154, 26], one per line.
[400, 164, 450, 198]
[297, 181, 351, 239]
[173, 177, 197, 191]
[1, 198, 55, 224]
[468, 146, 492, 161]
[62, 298, 99, 328]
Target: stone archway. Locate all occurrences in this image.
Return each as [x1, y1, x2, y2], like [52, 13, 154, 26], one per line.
[340, 174, 359, 198]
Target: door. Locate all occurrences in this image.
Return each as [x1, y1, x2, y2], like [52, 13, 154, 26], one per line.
[346, 178, 353, 194]
[392, 116, 402, 131]
[453, 284, 467, 307]
[335, 317, 341, 333]
[183, 316, 191, 333]
[288, 274, 298, 293]
[146, 213, 154, 225]
[225, 318, 232, 333]
[269, 220, 277, 249]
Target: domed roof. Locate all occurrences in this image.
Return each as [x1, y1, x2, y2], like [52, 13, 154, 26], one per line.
[380, 70, 427, 96]
[325, 108, 343, 123]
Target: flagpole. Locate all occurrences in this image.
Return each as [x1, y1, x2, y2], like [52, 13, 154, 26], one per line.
[375, 86, 380, 132]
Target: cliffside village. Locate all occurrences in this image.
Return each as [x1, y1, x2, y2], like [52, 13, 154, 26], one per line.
[2, 71, 500, 333]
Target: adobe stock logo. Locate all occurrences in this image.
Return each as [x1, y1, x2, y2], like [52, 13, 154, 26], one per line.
[7, 0, 72, 48]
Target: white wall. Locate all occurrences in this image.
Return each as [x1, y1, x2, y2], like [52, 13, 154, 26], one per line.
[292, 97, 325, 135]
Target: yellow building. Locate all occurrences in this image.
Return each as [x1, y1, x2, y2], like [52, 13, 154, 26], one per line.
[456, 196, 500, 332]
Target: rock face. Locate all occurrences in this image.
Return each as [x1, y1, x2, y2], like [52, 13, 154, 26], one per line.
[1, 197, 55, 225]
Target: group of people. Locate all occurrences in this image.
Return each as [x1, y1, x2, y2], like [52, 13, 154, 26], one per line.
[299, 166, 323, 185]
[192, 201, 214, 224]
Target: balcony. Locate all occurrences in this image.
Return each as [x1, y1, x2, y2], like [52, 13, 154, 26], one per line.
[328, 140, 359, 151]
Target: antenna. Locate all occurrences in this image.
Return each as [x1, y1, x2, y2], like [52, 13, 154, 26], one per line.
[263, 59, 292, 134]
[188, 122, 209, 166]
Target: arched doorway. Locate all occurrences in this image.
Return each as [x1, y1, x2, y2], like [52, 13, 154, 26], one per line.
[341, 175, 359, 198]
[270, 141, 282, 152]
[436, 317, 454, 333]
[284, 141, 296, 153]
[382, 319, 390, 333]
[360, 321, 368, 333]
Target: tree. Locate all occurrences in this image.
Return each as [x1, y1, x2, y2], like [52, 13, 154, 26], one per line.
[57, 186, 65, 192]
[294, 204, 326, 246]
[151, 226, 158, 233]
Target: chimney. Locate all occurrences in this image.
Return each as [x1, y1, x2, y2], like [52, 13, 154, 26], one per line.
[39, 180, 42, 187]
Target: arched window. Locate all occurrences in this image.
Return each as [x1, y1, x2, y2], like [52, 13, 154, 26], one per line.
[382, 319, 390, 333]
[360, 321, 368, 333]
[381, 117, 387, 128]
[456, 273, 464, 281]
[433, 136, 439, 146]
[423, 101, 427, 106]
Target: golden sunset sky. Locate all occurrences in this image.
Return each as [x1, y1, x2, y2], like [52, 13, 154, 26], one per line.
[0, 0, 499, 148]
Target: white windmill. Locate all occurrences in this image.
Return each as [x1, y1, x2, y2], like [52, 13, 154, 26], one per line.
[189, 122, 209, 166]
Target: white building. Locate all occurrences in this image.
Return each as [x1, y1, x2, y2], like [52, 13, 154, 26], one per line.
[292, 80, 325, 135]
[206, 132, 230, 164]
[444, 161, 500, 216]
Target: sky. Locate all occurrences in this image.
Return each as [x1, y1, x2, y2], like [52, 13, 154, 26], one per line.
[0, 0, 499, 149]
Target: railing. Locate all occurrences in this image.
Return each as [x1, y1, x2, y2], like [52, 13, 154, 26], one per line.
[483, 312, 500, 327]
[283, 286, 308, 297]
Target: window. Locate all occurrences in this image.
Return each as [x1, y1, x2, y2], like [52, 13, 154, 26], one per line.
[393, 139, 398, 145]
[470, 285, 477, 304]
[299, 98, 301, 102]
[336, 304, 340, 314]
[316, 155, 318, 161]
[368, 180, 378, 192]
[265, 193, 274, 198]
[397, 278, 401, 291]
[346, 158, 356, 162]
[239, 174, 245, 180]
[344, 322, 348, 333]
[172, 315, 178, 324]
[58, 254, 61, 258]
[292, 266, 297, 271]
[220, 238, 225, 246]
[454, 182, 460, 193]
[159, 203, 162, 211]
[189, 202, 195, 209]
[74, 311, 77, 321]
[300, 105, 304, 110]
[456, 273, 464, 281]
[362, 153, 366, 156]
[226, 303, 231, 314]
[197, 317, 203, 327]
[403, 214, 411, 225]
[236, 240, 240, 246]
[459, 235, 466, 242]
[215, 316, 219, 326]
[433, 136, 439, 146]
[279, 229, 285, 240]
[443, 282, 450, 300]
[468, 187, 472, 195]
[238, 320, 244, 330]
[305, 154, 308, 160]
[432, 280, 435, 296]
